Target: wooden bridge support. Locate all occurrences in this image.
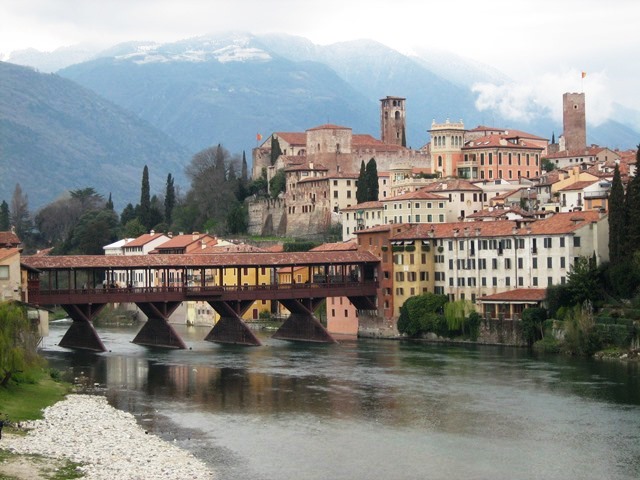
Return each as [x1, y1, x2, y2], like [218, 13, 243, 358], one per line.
[132, 302, 186, 349]
[273, 298, 336, 343]
[59, 303, 107, 352]
[204, 300, 261, 346]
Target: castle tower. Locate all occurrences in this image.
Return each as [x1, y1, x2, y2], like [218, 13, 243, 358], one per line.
[380, 96, 406, 146]
[562, 92, 586, 153]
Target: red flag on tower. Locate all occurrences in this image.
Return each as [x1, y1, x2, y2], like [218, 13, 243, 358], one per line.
[581, 71, 587, 79]
[256, 133, 263, 141]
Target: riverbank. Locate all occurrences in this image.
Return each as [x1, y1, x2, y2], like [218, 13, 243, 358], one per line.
[1, 394, 214, 479]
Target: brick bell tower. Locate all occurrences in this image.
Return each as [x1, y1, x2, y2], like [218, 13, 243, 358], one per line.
[380, 96, 406, 146]
[562, 92, 586, 153]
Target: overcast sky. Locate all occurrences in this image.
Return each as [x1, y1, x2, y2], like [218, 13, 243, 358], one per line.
[2, 0, 639, 115]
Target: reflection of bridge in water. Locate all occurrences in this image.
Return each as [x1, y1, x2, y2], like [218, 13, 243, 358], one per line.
[23, 251, 380, 351]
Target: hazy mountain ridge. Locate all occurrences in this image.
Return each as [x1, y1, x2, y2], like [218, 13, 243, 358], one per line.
[2, 33, 638, 213]
[0, 61, 189, 209]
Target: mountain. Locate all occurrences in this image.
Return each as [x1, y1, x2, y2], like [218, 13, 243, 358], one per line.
[53, 33, 638, 154]
[0, 61, 190, 210]
[58, 34, 378, 153]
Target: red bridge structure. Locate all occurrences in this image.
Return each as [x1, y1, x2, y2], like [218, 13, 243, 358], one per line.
[23, 251, 380, 352]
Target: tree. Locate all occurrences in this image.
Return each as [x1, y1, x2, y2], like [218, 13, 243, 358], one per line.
[60, 209, 119, 254]
[10, 183, 31, 240]
[226, 205, 248, 234]
[0, 302, 42, 387]
[401, 126, 406, 148]
[625, 145, 640, 252]
[139, 166, 152, 230]
[270, 137, 283, 166]
[164, 173, 175, 227]
[365, 158, 379, 202]
[608, 164, 625, 265]
[397, 293, 448, 337]
[566, 255, 601, 306]
[270, 169, 286, 198]
[120, 203, 137, 226]
[184, 144, 240, 232]
[521, 307, 548, 345]
[444, 299, 474, 335]
[106, 193, 114, 211]
[356, 161, 367, 203]
[0, 201, 9, 231]
[541, 158, 556, 172]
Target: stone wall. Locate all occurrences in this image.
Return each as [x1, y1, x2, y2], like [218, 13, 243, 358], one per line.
[247, 197, 287, 236]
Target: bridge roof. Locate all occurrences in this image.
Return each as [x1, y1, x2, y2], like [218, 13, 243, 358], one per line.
[22, 251, 380, 270]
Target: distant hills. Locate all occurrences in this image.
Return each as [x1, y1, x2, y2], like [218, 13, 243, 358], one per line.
[2, 33, 639, 210]
[0, 61, 189, 210]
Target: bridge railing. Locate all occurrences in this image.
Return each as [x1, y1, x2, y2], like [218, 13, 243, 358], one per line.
[29, 280, 379, 305]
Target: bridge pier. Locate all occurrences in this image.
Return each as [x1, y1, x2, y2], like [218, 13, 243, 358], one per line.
[273, 298, 336, 343]
[132, 302, 186, 349]
[59, 304, 107, 352]
[204, 300, 261, 346]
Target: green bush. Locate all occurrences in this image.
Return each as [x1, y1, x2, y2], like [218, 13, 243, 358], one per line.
[533, 336, 561, 353]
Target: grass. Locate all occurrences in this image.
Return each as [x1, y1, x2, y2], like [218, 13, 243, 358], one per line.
[0, 370, 70, 422]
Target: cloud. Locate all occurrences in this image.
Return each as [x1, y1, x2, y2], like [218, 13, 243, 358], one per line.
[472, 70, 613, 127]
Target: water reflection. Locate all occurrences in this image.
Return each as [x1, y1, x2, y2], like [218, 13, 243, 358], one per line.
[42, 323, 640, 480]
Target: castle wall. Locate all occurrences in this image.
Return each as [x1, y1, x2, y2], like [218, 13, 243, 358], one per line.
[247, 198, 287, 236]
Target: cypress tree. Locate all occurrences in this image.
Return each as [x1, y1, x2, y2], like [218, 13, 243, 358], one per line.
[106, 193, 114, 211]
[626, 146, 640, 253]
[270, 137, 283, 166]
[356, 160, 367, 203]
[241, 151, 248, 182]
[401, 126, 407, 147]
[608, 164, 625, 264]
[0, 200, 9, 230]
[365, 158, 379, 202]
[140, 165, 151, 230]
[164, 174, 175, 226]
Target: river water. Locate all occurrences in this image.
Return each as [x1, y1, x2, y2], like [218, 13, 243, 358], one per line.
[40, 321, 640, 480]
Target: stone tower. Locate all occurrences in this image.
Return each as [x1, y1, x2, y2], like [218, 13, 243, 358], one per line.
[380, 96, 406, 146]
[562, 92, 586, 153]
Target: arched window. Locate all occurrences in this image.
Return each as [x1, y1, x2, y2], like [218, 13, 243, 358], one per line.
[395, 111, 401, 119]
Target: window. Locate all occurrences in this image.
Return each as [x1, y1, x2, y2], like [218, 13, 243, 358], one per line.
[492, 277, 497, 286]
[533, 277, 538, 286]
[533, 258, 538, 269]
[505, 277, 511, 286]
[518, 258, 523, 269]
[547, 257, 553, 268]
[0, 265, 8, 280]
[481, 277, 487, 286]
[505, 258, 511, 269]
[544, 237, 552, 248]
[560, 237, 565, 248]
[573, 236, 581, 247]
[561, 257, 566, 268]
[492, 258, 498, 269]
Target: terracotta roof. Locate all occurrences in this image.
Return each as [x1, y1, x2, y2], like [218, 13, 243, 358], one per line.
[354, 225, 393, 234]
[463, 134, 544, 151]
[307, 124, 352, 131]
[0, 231, 21, 246]
[479, 288, 547, 302]
[0, 247, 19, 262]
[311, 240, 358, 252]
[285, 163, 328, 172]
[124, 233, 166, 248]
[197, 243, 266, 254]
[558, 180, 598, 192]
[22, 251, 380, 270]
[469, 126, 547, 141]
[274, 132, 307, 145]
[155, 233, 216, 250]
[381, 189, 448, 202]
[342, 201, 383, 211]
[467, 206, 533, 219]
[390, 211, 603, 240]
[421, 179, 483, 192]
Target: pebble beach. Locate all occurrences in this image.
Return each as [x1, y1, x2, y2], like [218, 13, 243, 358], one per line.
[4, 394, 214, 479]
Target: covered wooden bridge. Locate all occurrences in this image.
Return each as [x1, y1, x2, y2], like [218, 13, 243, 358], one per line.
[23, 251, 380, 351]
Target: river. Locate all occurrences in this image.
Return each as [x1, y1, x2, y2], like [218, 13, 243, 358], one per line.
[40, 321, 640, 480]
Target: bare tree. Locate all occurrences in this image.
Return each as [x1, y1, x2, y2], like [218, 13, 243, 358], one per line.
[10, 183, 31, 239]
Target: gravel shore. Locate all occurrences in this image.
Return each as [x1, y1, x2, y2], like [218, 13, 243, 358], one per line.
[4, 394, 215, 479]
